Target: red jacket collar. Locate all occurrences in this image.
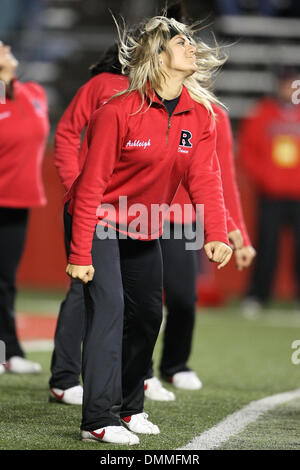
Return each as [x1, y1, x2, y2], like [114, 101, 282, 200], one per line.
[148, 84, 195, 114]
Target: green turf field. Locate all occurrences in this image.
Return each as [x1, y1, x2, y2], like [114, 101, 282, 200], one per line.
[1, 291, 300, 450]
[219, 396, 300, 450]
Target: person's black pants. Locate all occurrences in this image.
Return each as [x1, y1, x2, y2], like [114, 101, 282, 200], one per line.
[159, 223, 198, 377]
[51, 217, 198, 390]
[81, 232, 163, 430]
[145, 223, 198, 379]
[248, 196, 300, 303]
[0, 207, 29, 360]
[49, 203, 84, 389]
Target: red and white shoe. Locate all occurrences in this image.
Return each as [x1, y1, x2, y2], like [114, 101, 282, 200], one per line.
[5, 356, 42, 374]
[49, 385, 83, 405]
[144, 376, 175, 401]
[81, 426, 139, 445]
[122, 412, 160, 434]
[0, 364, 5, 375]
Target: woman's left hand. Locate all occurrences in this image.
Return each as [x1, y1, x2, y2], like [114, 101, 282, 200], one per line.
[234, 246, 256, 271]
[66, 264, 95, 284]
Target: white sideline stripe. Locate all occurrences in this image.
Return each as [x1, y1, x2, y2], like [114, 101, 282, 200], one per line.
[178, 388, 300, 450]
[21, 339, 54, 352]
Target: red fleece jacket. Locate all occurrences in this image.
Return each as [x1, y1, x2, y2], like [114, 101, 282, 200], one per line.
[238, 98, 300, 198]
[65, 86, 229, 265]
[55, 73, 250, 251]
[0, 79, 49, 207]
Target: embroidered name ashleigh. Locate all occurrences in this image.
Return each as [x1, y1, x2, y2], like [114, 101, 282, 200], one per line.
[126, 139, 151, 149]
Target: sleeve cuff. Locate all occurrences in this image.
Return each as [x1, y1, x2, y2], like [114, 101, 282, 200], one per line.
[68, 254, 93, 266]
[205, 232, 230, 246]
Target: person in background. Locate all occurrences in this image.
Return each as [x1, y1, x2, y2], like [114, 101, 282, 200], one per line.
[153, 102, 256, 391]
[238, 66, 300, 315]
[0, 41, 49, 374]
[49, 48, 128, 405]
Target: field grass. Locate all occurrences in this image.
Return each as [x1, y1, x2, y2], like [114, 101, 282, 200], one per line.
[1, 295, 300, 450]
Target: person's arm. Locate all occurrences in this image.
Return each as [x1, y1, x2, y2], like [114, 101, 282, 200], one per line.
[54, 78, 100, 192]
[216, 107, 252, 248]
[216, 107, 256, 269]
[67, 104, 126, 271]
[183, 112, 232, 269]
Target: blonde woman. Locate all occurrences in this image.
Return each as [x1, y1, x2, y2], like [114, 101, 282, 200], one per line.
[65, 15, 232, 445]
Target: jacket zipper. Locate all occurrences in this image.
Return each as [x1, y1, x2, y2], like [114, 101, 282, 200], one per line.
[158, 99, 193, 147]
[165, 108, 193, 147]
[166, 115, 171, 147]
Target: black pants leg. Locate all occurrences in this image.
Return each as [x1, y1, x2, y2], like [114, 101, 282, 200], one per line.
[119, 238, 163, 418]
[49, 203, 84, 389]
[81, 234, 124, 431]
[0, 207, 29, 359]
[81, 234, 163, 430]
[49, 279, 84, 389]
[247, 196, 283, 303]
[286, 200, 300, 300]
[159, 223, 198, 377]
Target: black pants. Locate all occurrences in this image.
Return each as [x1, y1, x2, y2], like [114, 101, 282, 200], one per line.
[49, 204, 84, 389]
[0, 207, 29, 360]
[81, 232, 163, 430]
[159, 223, 198, 377]
[50, 219, 198, 389]
[51, 205, 163, 429]
[145, 223, 198, 379]
[248, 196, 300, 302]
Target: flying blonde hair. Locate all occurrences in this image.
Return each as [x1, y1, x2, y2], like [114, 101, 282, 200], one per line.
[113, 15, 226, 116]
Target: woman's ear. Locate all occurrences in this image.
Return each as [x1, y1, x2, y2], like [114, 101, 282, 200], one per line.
[159, 50, 166, 66]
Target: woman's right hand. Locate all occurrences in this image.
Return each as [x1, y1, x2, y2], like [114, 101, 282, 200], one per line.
[66, 264, 95, 284]
[204, 241, 233, 270]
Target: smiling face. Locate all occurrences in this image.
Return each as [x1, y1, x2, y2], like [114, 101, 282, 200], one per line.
[0, 42, 18, 75]
[159, 34, 197, 78]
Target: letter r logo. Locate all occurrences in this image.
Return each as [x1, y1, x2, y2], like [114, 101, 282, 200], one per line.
[179, 130, 192, 147]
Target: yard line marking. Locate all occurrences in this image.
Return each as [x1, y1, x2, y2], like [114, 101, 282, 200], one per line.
[21, 339, 54, 352]
[178, 388, 300, 450]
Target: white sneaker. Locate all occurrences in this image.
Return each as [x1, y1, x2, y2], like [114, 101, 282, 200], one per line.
[81, 426, 139, 445]
[0, 364, 5, 375]
[49, 385, 83, 405]
[144, 376, 175, 401]
[172, 371, 202, 390]
[5, 356, 42, 374]
[122, 412, 160, 435]
[241, 298, 263, 319]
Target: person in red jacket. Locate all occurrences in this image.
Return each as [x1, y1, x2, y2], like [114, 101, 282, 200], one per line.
[50, 0, 254, 403]
[51, 55, 255, 405]
[155, 103, 256, 391]
[0, 42, 49, 375]
[63, 15, 232, 445]
[49, 48, 129, 405]
[238, 66, 300, 313]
